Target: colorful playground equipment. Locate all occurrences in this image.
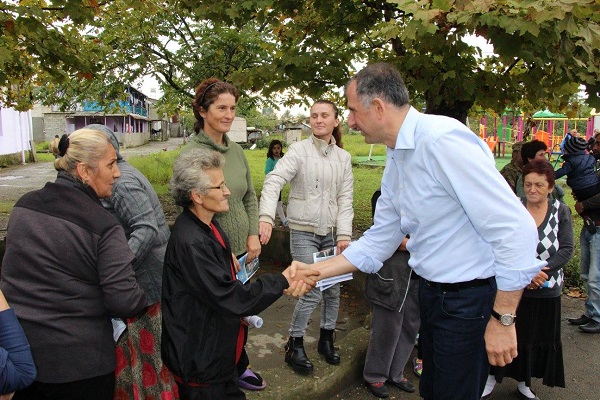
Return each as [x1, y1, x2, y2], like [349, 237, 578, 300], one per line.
[479, 110, 596, 157]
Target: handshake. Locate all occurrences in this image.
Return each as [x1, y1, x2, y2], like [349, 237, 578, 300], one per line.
[281, 261, 320, 298]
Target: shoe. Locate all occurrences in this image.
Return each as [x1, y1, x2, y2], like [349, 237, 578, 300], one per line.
[568, 314, 593, 325]
[284, 336, 314, 373]
[413, 356, 422, 378]
[481, 393, 493, 400]
[365, 381, 389, 398]
[388, 377, 415, 393]
[317, 328, 341, 365]
[579, 320, 600, 333]
[237, 368, 266, 390]
[516, 388, 540, 400]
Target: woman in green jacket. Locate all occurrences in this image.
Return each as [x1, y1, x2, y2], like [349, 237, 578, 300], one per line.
[182, 78, 264, 391]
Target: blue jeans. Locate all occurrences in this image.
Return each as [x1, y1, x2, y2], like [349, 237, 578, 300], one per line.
[418, 278, 496, 400]
[579, 227, 600, 323]
[288, 230, 340, 337]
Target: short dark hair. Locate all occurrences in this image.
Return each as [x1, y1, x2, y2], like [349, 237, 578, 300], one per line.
[520, 140, 547, 165]
[346, 63, 410, 109]
[522, 158, 555, 188]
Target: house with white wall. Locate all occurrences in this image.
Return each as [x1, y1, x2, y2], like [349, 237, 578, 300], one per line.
[0, 106, 33, 165]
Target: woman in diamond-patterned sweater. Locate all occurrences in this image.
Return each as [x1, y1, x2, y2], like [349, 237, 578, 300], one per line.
[482, 159, 574, 400]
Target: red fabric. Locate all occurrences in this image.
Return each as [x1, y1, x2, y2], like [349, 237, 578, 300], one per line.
[115, 305, 179, 399]
[210, 222, 245, 366]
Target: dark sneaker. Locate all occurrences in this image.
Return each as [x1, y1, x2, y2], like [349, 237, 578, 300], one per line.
[568, 314, 593, 326]
[365, 381, 389, 398]
[388, 377, 416, 393]
[579, 320, 600, 333]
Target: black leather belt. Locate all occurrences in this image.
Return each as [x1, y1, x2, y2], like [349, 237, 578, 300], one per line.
[424, 278, 492, 292]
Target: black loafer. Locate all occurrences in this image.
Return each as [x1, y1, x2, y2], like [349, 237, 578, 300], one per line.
[388, 378, 416, 393]
[365, 381, 389, 398]
[568, 314, 593, 325]
[579, 320, 600, 333]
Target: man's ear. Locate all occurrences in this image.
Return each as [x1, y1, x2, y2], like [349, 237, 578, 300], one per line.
[372, 97, 385, 119]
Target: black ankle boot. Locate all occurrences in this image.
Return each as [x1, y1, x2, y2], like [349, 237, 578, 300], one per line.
[317, 328, 341, 365]
[284, 336, 314, 373]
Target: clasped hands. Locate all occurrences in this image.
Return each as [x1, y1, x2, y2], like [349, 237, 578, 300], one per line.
[282, 261, 320, 298]
[526, 267, 549, 290]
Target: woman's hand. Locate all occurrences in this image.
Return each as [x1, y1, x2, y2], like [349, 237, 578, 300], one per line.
[259, 221, 273, 245]
[282, 262, 320, 297]
[574, 201, 584, 215]
[336, 240, 350, 254]
[0, 392, 15, 400]
[232, 253, 242, 273]
[246, 235, 261, 261]
[527, 267, 549, 290]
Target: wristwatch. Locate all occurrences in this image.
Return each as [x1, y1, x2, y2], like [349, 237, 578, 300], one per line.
[491, 309, 516, 326]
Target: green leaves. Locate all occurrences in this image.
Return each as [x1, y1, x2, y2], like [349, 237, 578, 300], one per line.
[2, 0, 600, 121]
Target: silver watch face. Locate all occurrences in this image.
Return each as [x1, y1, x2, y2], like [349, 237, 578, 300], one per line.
[500, 314, 515, 326]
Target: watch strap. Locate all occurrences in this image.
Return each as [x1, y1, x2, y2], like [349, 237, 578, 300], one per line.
[491, 309, 516, 324]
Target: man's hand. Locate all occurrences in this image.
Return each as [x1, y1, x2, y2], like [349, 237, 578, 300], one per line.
[0, 393, 14, 400]
[484, 318, 518, 366]
[282, 265, 320, 297]
[246, 235, 261, 261]
[259, 221, 273, 245]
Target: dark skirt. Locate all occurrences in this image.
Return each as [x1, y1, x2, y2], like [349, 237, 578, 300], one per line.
[491, 295, 565, 387]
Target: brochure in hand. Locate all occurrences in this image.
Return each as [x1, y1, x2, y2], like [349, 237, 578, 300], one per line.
[312, 247, 353, 291]
[236, 254, 260, 284]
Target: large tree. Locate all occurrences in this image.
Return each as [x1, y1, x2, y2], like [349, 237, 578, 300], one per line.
[2, 0, 600, 123]
[179, 0, 599, 122]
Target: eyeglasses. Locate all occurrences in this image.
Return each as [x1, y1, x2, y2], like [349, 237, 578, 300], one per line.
[207, 182, 228, 191]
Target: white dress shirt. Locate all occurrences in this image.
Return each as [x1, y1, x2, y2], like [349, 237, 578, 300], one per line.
[344, 107, 545, 291]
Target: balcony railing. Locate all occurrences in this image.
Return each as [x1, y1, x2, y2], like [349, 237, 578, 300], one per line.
[83, 101, 148, 117]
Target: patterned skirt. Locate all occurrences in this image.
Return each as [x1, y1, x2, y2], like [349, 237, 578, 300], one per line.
[114, 303, 180, 400]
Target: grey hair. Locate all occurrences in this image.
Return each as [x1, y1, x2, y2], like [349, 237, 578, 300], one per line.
[346, 63, 410, 109]
[84, 124, 122, 160]
[54, 129, 112, 177]
[170, 148, 225, 207]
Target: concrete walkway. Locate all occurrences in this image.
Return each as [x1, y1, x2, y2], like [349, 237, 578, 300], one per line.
[241, 264, 600, 400]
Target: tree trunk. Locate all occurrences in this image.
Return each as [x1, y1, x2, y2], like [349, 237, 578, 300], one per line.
[424, 90, 473, 126]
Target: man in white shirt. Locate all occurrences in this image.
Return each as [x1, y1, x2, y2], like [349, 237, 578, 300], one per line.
[296, 63, 544, 399]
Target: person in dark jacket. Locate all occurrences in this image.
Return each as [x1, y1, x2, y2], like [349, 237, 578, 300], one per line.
[161, 149, 318, 400]
[555, 135, 600, 201]
[0, 128, 147, 400]
[0, 289, 36, 397]
[363, 189, 419, 398]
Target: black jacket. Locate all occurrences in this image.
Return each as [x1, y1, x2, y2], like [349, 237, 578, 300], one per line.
[161, 209, 288, 385]
[1, 171, 147, 383]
